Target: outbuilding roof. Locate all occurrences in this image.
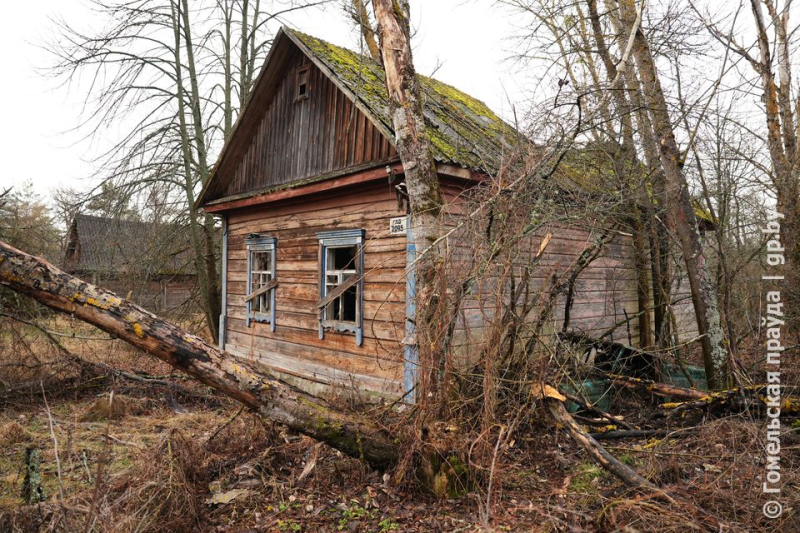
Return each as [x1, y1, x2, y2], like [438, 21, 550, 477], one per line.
[63, 214, 195, 277]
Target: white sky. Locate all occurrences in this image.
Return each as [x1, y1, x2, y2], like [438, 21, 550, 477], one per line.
[0, 0, 530, 200]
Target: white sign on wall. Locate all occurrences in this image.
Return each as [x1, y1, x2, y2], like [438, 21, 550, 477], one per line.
[389, 216, 408, 235]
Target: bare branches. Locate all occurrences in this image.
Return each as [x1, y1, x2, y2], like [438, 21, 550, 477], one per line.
[348, 0, 382, 62]
[46, 0, 321, 337]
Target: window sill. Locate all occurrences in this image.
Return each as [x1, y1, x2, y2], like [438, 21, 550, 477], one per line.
[250, 313, 273, 324]
[321, 320, 358, 334]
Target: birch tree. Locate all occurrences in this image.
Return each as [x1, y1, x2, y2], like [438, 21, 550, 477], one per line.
[502, 0, 731, 387]
[694, 0, 800, 343]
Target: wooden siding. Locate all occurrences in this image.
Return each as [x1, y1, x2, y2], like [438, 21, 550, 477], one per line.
[221, 175, 699, 398]
[87, 276, 198, 315]
[445, 225, 650, 361]
[221, 47, 396, 200]
[224, 182, 408, 398]
[437, 180, 700, 364]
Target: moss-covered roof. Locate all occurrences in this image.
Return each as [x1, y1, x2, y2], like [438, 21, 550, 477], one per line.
[286, 28, 523, 174]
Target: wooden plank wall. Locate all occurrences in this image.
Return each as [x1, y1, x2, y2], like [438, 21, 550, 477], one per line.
[164, 278, 200, 312]
[94, 277, 198, 315]
[438, 182, 700, 362]
[222, 48, 396, 199]
[445, 224, 647, 359]
[224, 181, 408, 399]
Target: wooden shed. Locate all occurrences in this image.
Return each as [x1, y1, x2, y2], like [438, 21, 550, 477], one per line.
[64, 214, 198, 314]
[198, 27, 700, 400]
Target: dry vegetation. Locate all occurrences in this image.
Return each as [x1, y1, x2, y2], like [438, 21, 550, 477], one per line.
[0, 316, 798, 532]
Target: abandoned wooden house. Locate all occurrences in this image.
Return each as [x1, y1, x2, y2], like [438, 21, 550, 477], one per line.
[64, 214, 198, 314]
[197, 27, 703, 400]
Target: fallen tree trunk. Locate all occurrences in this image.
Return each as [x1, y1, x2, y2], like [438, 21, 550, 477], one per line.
[0, 241, 398, 469]
[661, 386, 800, 418]
[605, 373, 708, 400]
[607, 373, 800, 418]
[544, 396, 728, 530]
[544, 397, 656, 489]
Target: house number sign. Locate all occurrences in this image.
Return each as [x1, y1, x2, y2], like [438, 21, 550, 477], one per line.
[389, 216, 408, 235]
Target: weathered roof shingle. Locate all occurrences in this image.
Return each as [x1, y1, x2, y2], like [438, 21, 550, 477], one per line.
[64, 214, 195, 277]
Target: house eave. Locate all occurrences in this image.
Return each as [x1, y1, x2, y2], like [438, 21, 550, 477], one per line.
[201, 160, 481, 214]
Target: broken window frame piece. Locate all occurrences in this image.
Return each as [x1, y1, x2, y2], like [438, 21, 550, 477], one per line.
[295, 65, 310, 102]
[246, 236, 277, 330]
[316, 229, 364, 346]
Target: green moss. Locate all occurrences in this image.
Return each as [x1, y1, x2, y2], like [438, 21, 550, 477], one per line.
[287, 28, 522, 172]
[693, 199, 715, 224]
[569, 463, 606, 493]
[287, 26, 722, 229]
[296, 397, 345, 437]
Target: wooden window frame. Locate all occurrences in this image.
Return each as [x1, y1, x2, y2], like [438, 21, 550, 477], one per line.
[316, 229, 365, 346]
[295, 66, 310, 102]
[245, 236, 277, 330]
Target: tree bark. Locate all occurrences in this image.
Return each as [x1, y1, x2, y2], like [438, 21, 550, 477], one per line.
[350, 0, 382, 62]
[0, 241, 397, 469]
[605, 0, 673, 347]
[545, 397, 656, 489]
[586, 0, 653, 347]
[619, 0, 729, 389]
[171, 0, 221, 342]
[373, 0, 446, 408]
[749, 0, 800, 343]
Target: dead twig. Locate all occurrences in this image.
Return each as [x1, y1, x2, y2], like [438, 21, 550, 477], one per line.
[543, 394, 730, 531]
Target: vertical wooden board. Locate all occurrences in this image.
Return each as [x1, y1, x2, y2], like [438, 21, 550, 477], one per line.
[364, 118, 374, 161]
[355, 109, 365, 163]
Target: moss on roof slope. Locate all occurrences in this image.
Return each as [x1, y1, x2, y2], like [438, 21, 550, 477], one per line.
[288, 28, 522, 174]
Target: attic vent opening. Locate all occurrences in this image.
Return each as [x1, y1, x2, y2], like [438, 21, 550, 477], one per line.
[296, 67, 309, 101]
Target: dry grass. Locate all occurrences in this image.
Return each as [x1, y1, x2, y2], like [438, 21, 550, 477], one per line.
[106, 429, 208, 533]
[2, 317, 800, 532]
[0, 422, 33, 447]
[80, 395, 149, 423]
[592, 417, 800, 532]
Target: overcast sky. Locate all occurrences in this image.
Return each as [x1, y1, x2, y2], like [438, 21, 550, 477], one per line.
[0, 0, 533, 201]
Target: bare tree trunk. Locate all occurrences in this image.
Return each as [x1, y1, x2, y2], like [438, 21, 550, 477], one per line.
[586, 0, 653, 347]
[0, 241, 397, 469]
[619, 0, 729, 388]
[605, 0, 673, 347]
[239, 0, 250, 109]
[350, 0, 381, 62]
[373, 0, 446, 409]
[240, 0, 261, 101]
[750, 0, 800, 342]
[177, 1, 223, 337]
[171, 0, 220, 341]
[219, 0, 234, 137]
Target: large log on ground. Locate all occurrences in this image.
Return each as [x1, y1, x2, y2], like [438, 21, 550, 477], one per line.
[0, 241, 397, 469]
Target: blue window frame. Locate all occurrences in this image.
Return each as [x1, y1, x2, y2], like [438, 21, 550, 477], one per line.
[245, 236, 277, 330]
[316, 229, 364, 346]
